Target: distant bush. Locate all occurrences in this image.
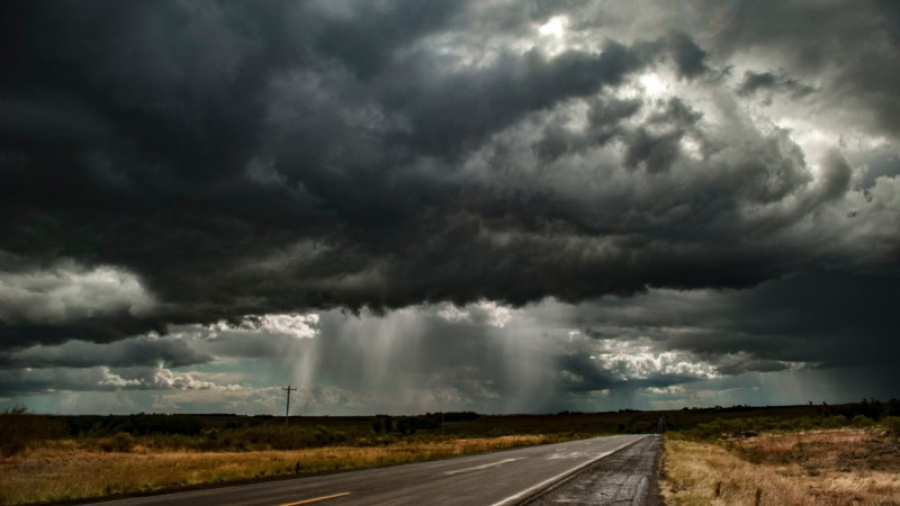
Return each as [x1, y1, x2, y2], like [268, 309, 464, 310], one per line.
[851, 414, 874, 428]
[227, 424, 351, 450]
[0, 407, 68, 456]
[821, 415, 848, 428]
[881, 416, 900, 439]
[441, 411, 480, 422]
[99, 432, 135, 452]
[683, 414, 856, 441]
[63, 413, 206, 437]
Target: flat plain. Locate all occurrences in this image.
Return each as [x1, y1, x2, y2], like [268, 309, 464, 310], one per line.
[2, 401, 899, 505]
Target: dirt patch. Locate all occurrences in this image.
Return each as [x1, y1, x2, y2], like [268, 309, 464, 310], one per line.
[738, 429, 900, 473]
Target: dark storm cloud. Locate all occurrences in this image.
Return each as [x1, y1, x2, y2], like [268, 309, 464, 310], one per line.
[534, 95, 642, 160]
[622, 97, 703, 173]
[664, 32, 709, 78]
[737, 70, 814, 98]
[392, 41, 646, 157]
[712, 0, 900, 135]
[847, 144, 900, 189]
[575, 270, 900, 375]
[1, 0, 898, 358]
[0, 336, 211, 369]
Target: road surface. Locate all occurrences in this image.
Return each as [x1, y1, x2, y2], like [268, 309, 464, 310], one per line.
[80, 435, 653, 506]
[524, 435, 663, 505]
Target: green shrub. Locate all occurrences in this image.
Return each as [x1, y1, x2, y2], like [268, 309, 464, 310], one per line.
[115, 432, 135, 452]
[99, 432, 135, 452]
[851, 414, 873, 428]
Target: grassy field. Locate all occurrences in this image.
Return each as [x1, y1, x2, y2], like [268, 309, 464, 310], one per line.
[662, 425, 900, 505]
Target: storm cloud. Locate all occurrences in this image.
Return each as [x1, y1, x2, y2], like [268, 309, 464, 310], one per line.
[1, 0, 898, 413]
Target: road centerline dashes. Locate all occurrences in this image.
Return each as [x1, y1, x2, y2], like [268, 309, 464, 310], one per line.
[443, 458, 523, 476]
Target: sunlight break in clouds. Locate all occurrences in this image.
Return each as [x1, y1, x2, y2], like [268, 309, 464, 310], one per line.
[637, 72, 670, 99]
[244, 314, 320, 339]
[436, 301, 513, 329]
[208, 314, 320, 340]
[537, 15, 570, 56]
[591, 339, 719, 382]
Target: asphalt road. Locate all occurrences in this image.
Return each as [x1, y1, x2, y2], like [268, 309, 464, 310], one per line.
[81, 434, 650, 506]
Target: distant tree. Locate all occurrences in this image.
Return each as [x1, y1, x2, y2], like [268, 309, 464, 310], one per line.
[396, 418, 416, 435]
[887, 399, 900, 416]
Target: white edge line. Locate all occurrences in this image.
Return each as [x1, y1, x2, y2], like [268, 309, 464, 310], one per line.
[487, 436, 648, 506]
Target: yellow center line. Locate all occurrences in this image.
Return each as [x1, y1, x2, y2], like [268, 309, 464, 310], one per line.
[279, 492, 351, 506]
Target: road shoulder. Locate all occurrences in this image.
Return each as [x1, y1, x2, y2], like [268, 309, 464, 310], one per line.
[523, 435, 663, 506]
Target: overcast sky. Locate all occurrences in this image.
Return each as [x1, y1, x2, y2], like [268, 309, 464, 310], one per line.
[1, 0, 898, 415]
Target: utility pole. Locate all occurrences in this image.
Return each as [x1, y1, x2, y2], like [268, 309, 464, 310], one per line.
[282, 385, 296, 426]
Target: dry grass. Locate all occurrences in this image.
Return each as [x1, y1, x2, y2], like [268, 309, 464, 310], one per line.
[0, 435, 549, 505]
[662, 429, 900, 506]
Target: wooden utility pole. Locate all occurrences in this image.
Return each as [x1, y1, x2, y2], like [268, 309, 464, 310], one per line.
[282, 385, 296, 425]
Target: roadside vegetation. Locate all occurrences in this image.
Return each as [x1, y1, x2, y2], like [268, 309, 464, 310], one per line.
[661, 398, 900, 506]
